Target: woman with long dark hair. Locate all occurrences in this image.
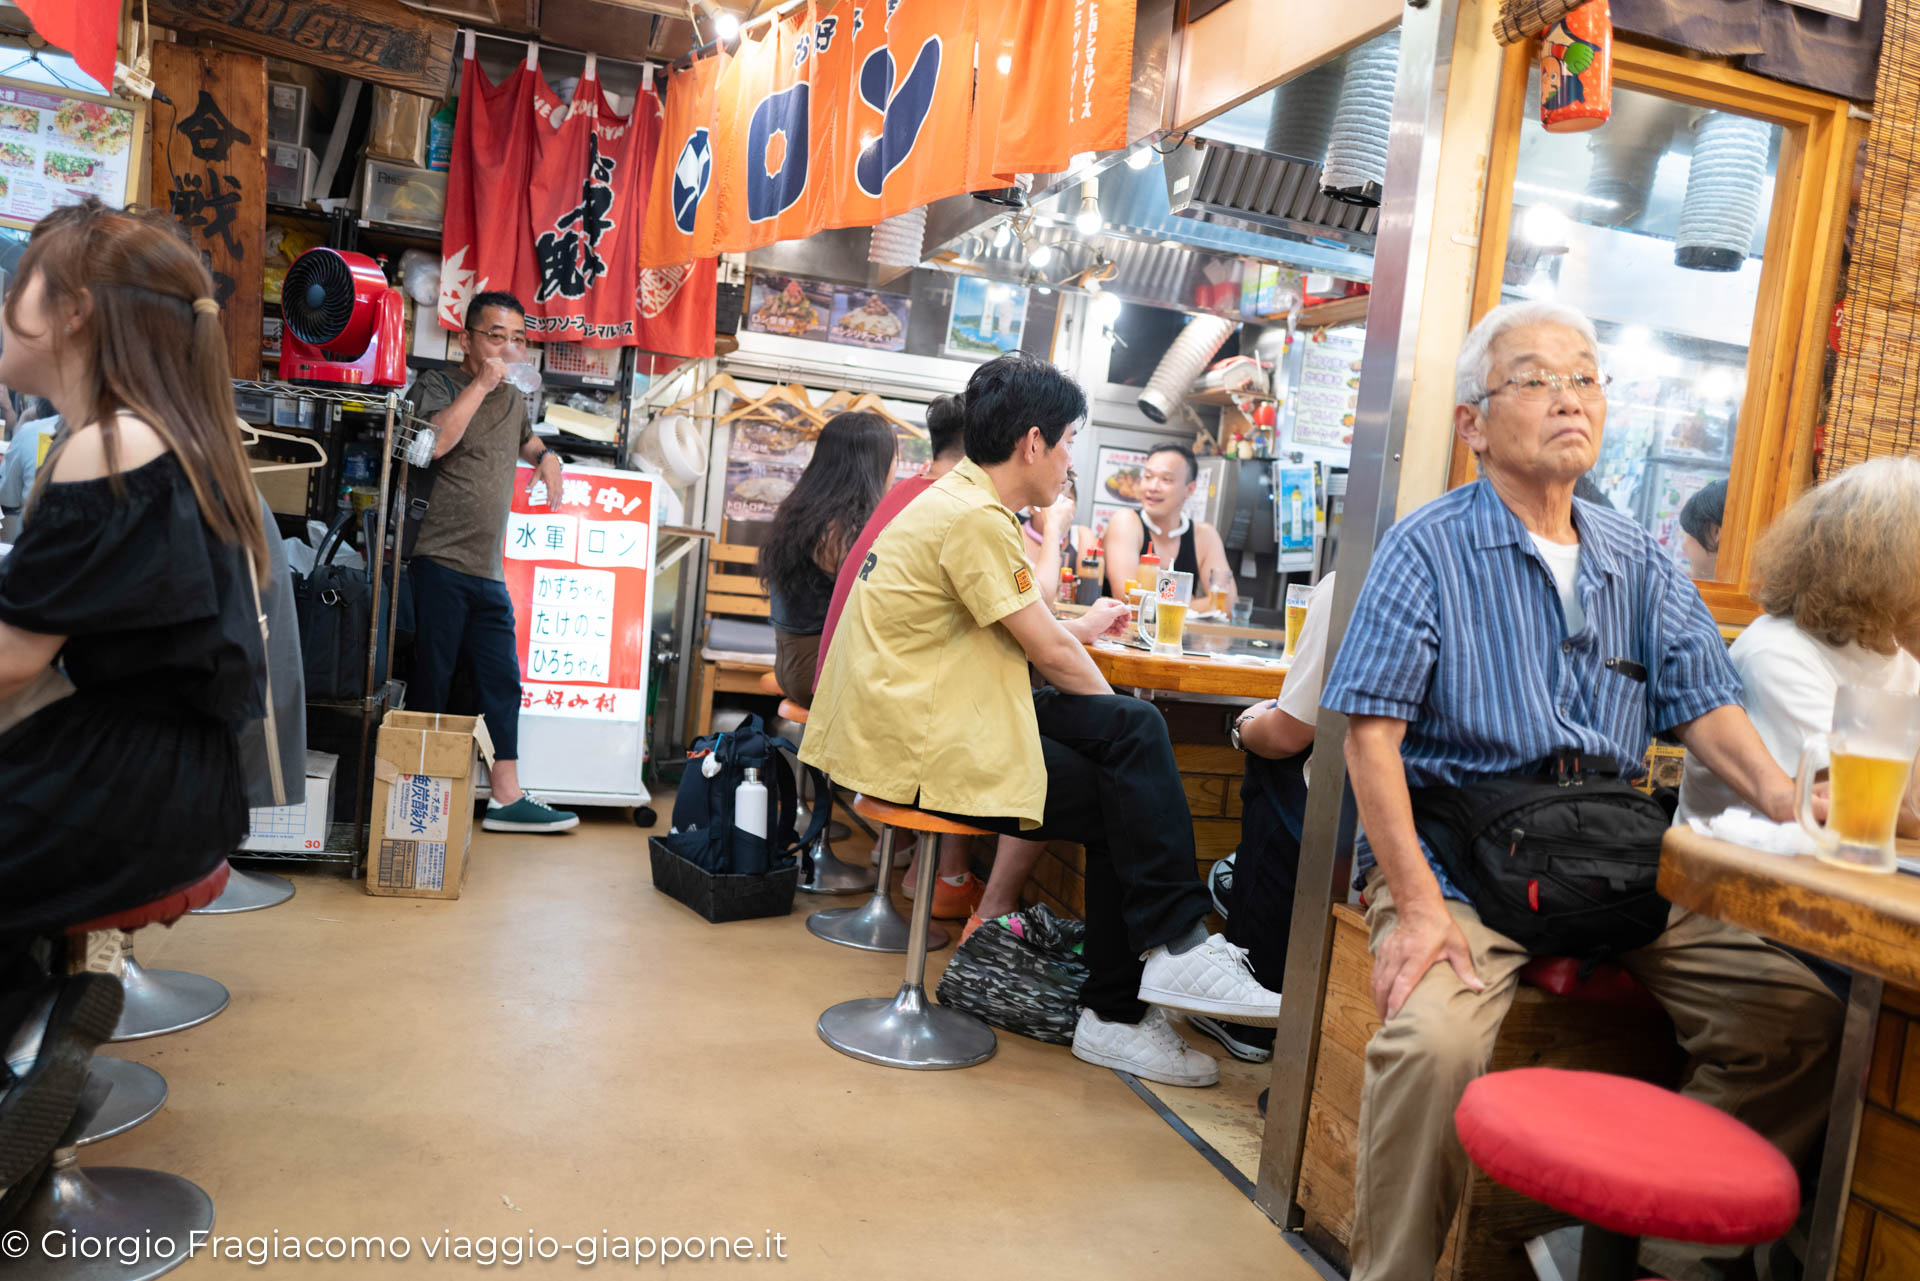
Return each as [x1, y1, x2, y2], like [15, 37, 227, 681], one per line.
[759, 411, 897, 706]
[0, 200, 269, 1208]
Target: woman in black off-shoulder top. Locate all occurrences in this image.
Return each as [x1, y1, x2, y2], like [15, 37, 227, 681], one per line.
[0, 200, 270, 1212]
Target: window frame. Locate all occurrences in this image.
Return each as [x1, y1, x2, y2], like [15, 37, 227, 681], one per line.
[1449, 41, 1857, 626]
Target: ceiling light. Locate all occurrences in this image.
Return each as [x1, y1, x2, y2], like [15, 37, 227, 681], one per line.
[698, 2, 740, 39]
[1127, 148, 1153, 171]
[1521, 203, 1572, 248]
[1091, 289, 1123, 327]
[1029, 242, 1057, 269]
[993, 221, 1013, 250]
[1074, 179, 1102, 236]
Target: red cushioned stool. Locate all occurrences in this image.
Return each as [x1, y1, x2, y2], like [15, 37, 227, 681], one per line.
[1455, 1067, 1800, 1281]
[71, 862, 232, 1043]
[4, 865, 235, 1279]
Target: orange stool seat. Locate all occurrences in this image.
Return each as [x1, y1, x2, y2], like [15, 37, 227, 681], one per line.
[849, 794, 990, 837]
[778, 698, 809, 725]
[758, 671, 784, 696]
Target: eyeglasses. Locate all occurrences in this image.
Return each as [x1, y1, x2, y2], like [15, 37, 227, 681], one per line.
[467, 326, 529, 346]
[1480, 370, 1612, 404]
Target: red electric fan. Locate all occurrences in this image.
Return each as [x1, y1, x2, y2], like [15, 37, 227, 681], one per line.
[278, 248, 406, 386]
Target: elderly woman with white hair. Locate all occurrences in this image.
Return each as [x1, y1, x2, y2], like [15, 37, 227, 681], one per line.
[1680, 456, 1920, 833]
[1318, 300, 1843, 1281]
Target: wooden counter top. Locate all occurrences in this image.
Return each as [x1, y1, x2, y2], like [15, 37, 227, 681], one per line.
[1658, 828, 1920, 989]
[1087, 642, 1289, 700]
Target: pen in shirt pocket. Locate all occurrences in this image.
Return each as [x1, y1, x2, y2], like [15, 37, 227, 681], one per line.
[1605, 657, 1648, 682]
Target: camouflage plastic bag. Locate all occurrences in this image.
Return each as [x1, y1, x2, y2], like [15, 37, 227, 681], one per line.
[936, 904, 1088, 1045]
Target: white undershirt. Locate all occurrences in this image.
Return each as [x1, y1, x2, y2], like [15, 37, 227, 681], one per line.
[1528, 533, 1585, 636]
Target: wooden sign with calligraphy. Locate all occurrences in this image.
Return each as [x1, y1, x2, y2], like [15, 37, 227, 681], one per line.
[149, 0, 456, 99]
[151, 43, 266, 381]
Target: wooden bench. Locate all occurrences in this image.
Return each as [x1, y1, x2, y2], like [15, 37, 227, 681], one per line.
[691, 541, 778, 741]
[1297, 903, 1685, 1280]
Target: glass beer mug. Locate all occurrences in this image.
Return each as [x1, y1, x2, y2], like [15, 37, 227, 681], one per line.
[1138, 569, 1193, 656]
[1795, 684, 1920, 873]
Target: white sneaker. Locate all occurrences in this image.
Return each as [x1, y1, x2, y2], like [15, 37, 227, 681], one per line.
[1071, 1006, 1219, 1088]
[1138, 934, 1283, 1026]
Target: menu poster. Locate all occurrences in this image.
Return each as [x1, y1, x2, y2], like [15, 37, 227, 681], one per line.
[720, 397, 818, 544]
[1092, 503, 1131, 542]
[745, 274, 832, 340]
[504, 462, 656, 724]
[1094, 447, 1147, 509]
[0, 83, 136, 230]
[828, 288, 911, 352]
[1288, 326, 1366, 453]
[946, 276, 1028, 359]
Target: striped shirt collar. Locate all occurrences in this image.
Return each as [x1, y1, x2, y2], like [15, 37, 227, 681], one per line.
[1465, 477, 1626, 582]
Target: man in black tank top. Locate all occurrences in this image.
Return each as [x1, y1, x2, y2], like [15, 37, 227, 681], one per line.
[1100, 444, 1236, 610]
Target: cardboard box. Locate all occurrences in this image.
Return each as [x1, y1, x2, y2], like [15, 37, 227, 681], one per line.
[240, 751, 338, 853]
[367, 712, 493, 899]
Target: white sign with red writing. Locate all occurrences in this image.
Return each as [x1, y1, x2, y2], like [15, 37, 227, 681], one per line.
[502, 462, 657, 805]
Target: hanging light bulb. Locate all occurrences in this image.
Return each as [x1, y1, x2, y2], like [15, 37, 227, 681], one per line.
[1029, 242, 1057, 269]
[1074, 178, 1102, 236]
[1091, 288, 1123, 328]
[1126, 148, 1153, 171]
[993, 220, 1013, 250]
[698, 2, 739, 39]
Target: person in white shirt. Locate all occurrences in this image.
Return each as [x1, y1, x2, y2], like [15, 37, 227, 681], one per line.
[1190, 573, 1336, 1069]
[1679, 457, 1920, 834]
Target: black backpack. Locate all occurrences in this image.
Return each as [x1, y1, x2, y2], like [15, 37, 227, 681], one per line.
[1408, 763, 1676, 964]
[663, 715, 827, 875]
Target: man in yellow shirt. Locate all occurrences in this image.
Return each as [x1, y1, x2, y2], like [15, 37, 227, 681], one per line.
[804, 353, 1281, 1088]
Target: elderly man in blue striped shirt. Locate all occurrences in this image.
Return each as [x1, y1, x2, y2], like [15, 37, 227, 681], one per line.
[1324, 301, 1842, 1281]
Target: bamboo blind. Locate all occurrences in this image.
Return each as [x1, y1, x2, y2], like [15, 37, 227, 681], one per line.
[1825, 0, 1920, 476]
[1494, 0, 1583, 45]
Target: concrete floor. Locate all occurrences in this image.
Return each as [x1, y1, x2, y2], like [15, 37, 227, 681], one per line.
[86, 810, 1321, 1279]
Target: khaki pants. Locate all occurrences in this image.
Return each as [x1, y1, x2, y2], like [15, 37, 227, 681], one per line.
[1350, 873, 1843, 1281]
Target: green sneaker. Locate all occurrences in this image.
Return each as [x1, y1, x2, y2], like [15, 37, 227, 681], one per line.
[482, 795, 579, 833]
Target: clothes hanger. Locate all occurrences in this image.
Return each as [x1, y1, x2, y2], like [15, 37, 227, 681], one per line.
[239, 420, 329, 474]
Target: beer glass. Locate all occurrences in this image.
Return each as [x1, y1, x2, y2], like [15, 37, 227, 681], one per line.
[1138, 569, 1194, 656]
[1207, 569, 1233, 618]
[1795, 684, 1920, 873]
[1284, 583, 1312, 659]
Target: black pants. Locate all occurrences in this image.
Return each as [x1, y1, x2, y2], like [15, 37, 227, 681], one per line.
[1228, 751, 1309, 992]
[932, 688, 1211, 1023]
[408, 557, 523, 760]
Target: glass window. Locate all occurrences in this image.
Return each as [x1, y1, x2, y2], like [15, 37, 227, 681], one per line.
[1505, 75, 1783, 579]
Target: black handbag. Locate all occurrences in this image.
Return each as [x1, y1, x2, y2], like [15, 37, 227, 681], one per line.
[292, 512, 371, 702]
[1408, 757, 1676, 963]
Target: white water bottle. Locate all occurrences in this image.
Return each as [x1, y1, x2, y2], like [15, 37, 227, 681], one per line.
[734, 768, 768, 843]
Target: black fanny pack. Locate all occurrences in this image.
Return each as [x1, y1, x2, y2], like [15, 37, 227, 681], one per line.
[1408, 755, 1676, 963]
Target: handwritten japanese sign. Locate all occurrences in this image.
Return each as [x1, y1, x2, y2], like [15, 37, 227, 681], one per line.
[150, 0, 456, 100]
[150, 44, 265, 381]
[504, 462, 656, 724]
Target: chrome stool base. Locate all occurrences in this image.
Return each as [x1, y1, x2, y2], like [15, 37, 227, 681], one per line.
[816, 826, 993, 1070]
[189, 867, 295, 914]
[111, 953, 228, 1042]
[78, 1058, 167, 1145]
[817, 984, 996, 1070]
[807, 828, 946, 951]
[796, 835, 878, 896]
[9, 1152, 211, 1281]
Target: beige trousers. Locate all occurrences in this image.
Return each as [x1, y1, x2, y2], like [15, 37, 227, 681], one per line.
[1349, 873, 1844, 1281]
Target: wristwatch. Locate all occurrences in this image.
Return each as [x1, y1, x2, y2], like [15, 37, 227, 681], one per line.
[1229, 704, 1264, 752]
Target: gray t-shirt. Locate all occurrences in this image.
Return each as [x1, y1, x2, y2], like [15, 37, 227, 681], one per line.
[404, 368, 530, 582]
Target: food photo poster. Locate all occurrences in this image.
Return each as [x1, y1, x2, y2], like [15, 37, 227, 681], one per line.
[0, 82, 137, 230]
